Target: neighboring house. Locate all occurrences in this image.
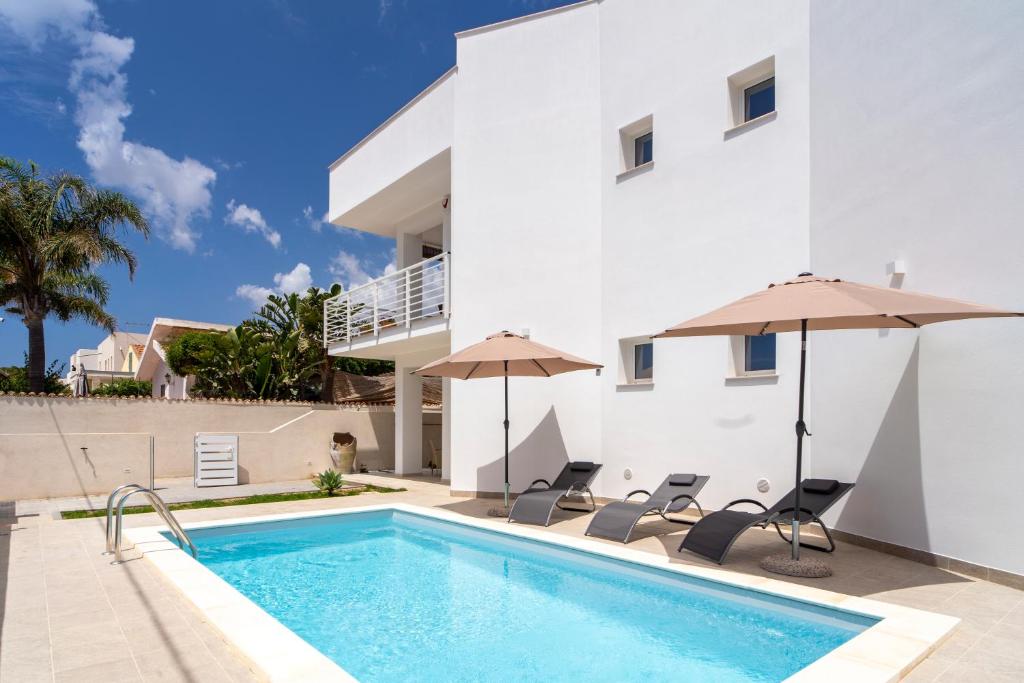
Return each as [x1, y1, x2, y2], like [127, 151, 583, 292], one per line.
[323, 2, 1024, 576]
[121, 344, 146, 374]
[134, 318, 233, 399]
[66, 331, 148, 390]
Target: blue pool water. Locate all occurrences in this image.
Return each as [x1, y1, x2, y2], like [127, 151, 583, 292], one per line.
[178, 510, 876, 682]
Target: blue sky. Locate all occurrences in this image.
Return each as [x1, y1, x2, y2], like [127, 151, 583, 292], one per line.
[0, 0, 574, 367]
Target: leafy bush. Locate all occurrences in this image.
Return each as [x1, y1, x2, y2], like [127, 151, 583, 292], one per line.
[0, 357, 70, 394]
[91, 379, 152, 397]
[312, 469, 345, 496]
[161, 287, 394, 402]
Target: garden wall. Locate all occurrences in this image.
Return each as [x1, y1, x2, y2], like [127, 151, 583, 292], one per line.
[0, 394, 399, 500]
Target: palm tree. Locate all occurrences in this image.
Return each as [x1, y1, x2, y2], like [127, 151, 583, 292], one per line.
[0, 158, 149, 392]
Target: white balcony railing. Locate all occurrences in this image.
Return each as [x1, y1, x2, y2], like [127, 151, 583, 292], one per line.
[324, 252, 449, 346]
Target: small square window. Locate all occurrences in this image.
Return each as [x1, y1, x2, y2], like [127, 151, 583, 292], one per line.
[634, 342, 653, 381]
[744, 334, 776, 372]
[744, 77, 775, 122]
[618, 336, 654, 385]
[634, 132, 653, 167]
[618, 115, 654, 177]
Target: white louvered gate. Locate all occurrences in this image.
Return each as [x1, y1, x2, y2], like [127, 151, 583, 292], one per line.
[194, 434, 239, 487]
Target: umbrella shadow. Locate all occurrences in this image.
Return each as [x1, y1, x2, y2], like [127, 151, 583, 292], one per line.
[836, 341, 931, 555]
[475, 406, 570, 496]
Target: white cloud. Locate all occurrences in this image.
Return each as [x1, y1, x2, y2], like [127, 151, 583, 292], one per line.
[0, 0, 96, 49]
[234, 283, 276, 307]
[378, 0, 392, 24]
[0, 0, 218, 252]
[225, 199, 281, 248]
[235, 262, 313, 309]
[302, 205, 325, 232]
[273, 262, 312, 294]
[213, 157, 243, 171]
[328, 249, 396, 290]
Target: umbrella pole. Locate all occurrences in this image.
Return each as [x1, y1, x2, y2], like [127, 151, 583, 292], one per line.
[503, 360, 510, 509]
[792, 318, 810, 560]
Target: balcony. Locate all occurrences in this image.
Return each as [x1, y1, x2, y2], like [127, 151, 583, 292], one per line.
[324, 252, 450, 357]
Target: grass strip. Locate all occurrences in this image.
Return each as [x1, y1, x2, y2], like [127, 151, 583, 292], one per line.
[60, 484, 405, 520]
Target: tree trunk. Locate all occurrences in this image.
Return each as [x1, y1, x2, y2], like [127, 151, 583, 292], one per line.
[320, 359, 335, 403]
[26, 316, 46, 393]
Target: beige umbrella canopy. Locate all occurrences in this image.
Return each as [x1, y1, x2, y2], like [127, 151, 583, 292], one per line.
[416, 331, 601, 507]
[655, 273, 1021, 568]
[415, 331, 602, 379]
[657, 274, 1018, 337]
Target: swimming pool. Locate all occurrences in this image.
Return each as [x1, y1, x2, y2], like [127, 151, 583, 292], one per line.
[170, 508, 877, 682]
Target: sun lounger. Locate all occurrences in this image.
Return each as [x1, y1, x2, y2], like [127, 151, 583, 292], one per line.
[507, 461, 602, 526]
[585, 473, 709, 543]
[679, 478, 854, 564]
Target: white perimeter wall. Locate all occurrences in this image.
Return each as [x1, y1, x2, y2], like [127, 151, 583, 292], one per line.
[449, 4, 604, 494]
[807, 1, 1024, 575]
[0, 396, 397, 500]
[598, 0, 811, 506]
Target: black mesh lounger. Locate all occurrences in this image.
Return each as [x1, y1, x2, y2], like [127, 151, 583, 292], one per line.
[507, 461, 603, 527]
[679, 478, 855, 564]
[584, 473, 710, 543]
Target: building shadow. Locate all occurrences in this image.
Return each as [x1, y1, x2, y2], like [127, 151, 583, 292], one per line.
[836, 342, 931, 559]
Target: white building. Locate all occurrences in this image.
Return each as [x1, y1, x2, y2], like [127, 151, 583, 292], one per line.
[67, 330, 148, 389]
[134, 318, 234, 399]
[325, 1, 1024, 578]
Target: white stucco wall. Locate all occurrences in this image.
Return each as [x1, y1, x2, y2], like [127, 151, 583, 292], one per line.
[807, 0, 1024, 575]
[449, 3, 604, 495]
[598, 0, 811, 507]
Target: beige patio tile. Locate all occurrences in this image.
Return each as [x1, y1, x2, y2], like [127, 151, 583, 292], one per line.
[0, 606, 50, 642]
[902, 655, 952, 681]
[49, 619, 131, 651]
[134, 646, 233, 683]
[52, 637, 133, 673]
[54, 657, 142, 683]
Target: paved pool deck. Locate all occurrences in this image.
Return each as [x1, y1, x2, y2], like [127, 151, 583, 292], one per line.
[1, 474, 1021, 682]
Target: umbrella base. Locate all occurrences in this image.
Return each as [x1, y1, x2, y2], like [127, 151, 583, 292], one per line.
[486, 506, 510, 518]
[759, 553, 832, 578]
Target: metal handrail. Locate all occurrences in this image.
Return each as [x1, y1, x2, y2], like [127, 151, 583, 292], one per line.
[108, 486, 197, 564]
[103, 483, 147, 554]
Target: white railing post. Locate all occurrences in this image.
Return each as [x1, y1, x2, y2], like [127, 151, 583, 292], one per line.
[322, 299, 329, 347]
[442, 252, 451, 319]
[345, 294, 352, 342]
[372, 284, 379, 335]
[405, 268, 412, 327]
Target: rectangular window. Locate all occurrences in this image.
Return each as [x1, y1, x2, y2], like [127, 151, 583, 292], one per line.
[634, 342, 654, 381]
[744, 77, 775, 122]
[744, 334, 776, 373]
[633, 132, 653, 167]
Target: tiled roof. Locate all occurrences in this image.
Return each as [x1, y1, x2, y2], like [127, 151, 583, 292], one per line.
[332, 371, 442, 406]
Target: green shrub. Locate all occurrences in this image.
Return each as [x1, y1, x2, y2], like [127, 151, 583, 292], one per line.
[312, 469, 345, 496]
[0, 357, 70, 394]
[91, 379, 153, 397]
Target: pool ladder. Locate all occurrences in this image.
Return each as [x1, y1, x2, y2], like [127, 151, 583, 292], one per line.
[102, 484, 197, 564]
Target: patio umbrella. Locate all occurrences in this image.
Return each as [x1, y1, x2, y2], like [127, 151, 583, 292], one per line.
[655, 273, 1020, 570]
[414, 331, 602, 508]
[73, 366, 89, 397]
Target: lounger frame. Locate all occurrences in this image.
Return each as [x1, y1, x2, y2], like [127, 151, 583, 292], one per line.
[679, 480, 854, 564]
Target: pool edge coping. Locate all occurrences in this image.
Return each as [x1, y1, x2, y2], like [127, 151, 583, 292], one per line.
[125, 503, 960, 683]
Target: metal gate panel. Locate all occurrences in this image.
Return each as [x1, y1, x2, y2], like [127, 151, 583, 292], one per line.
[194, 434, 238, 487]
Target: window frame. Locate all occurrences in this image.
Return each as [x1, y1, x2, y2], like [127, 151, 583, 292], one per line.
[743, 77, 776, 122]
[742, 334, 777, 376]
[633, 132, 653, 168]
[633, 341, 654, 382]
